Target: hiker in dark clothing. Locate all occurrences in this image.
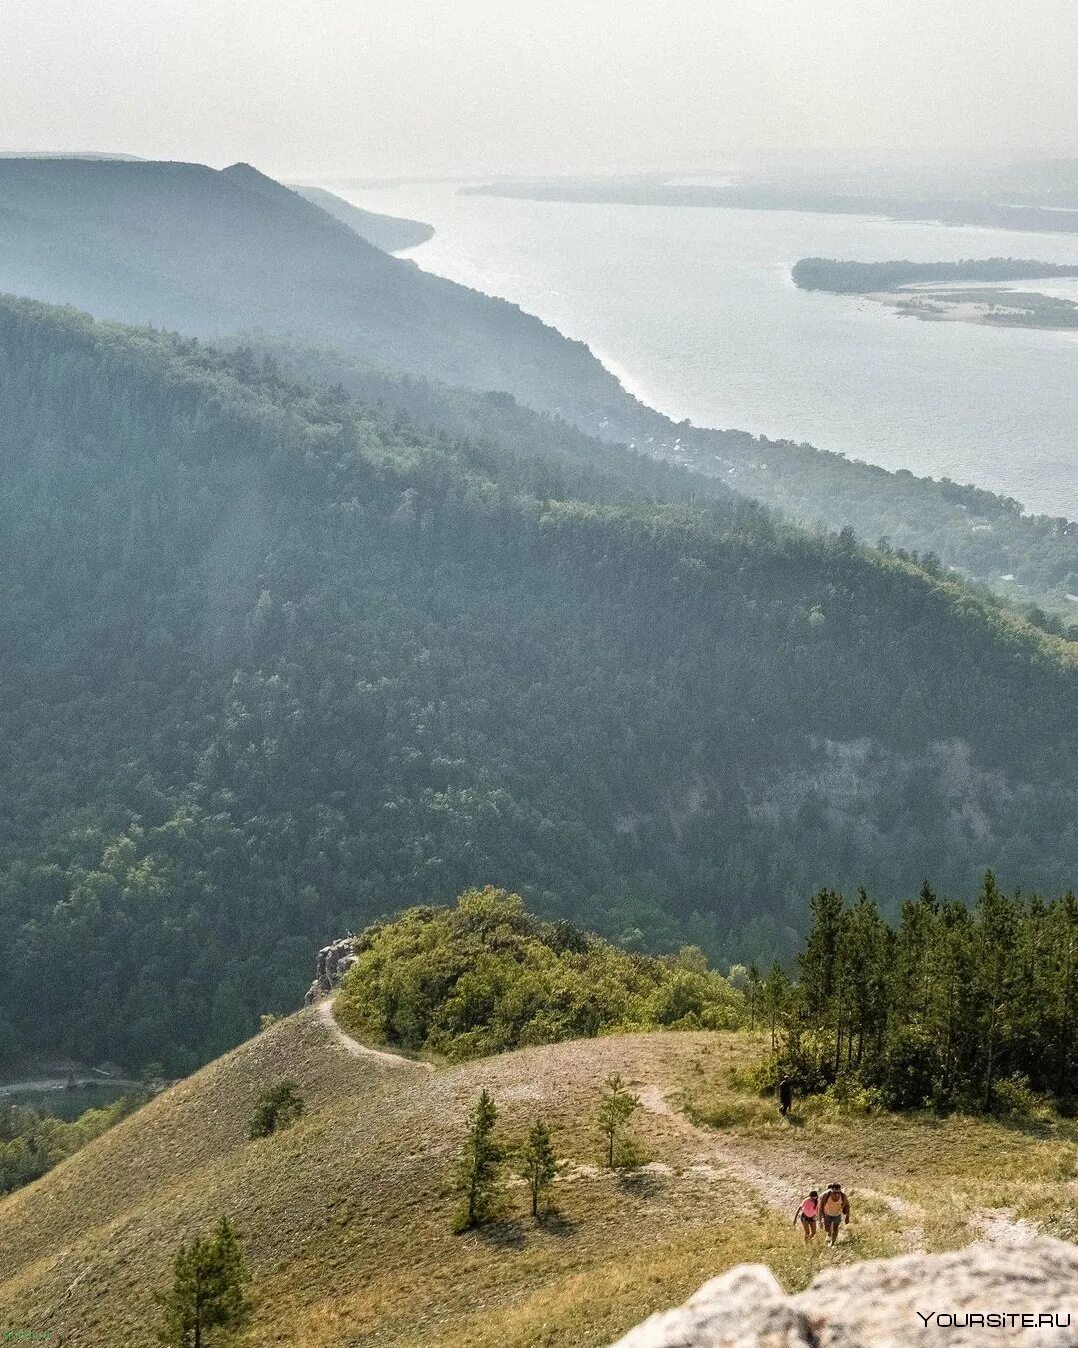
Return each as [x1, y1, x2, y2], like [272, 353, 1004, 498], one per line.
[778, 1075, 793, 1117]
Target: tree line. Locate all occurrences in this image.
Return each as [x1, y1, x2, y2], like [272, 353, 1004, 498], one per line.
[791, 256, 1078, 295]
[775, 875, 1077, 1112]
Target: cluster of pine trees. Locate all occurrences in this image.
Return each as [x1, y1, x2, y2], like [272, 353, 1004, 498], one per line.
[455, 1073, 641, 1231]
[779, 876, 1077, 1111]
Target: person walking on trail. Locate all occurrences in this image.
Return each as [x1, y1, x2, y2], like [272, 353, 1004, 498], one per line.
[820, 1183, 850, 1246]
[794, 1190, 819, 1243]
[778, 1075, 793, 1117]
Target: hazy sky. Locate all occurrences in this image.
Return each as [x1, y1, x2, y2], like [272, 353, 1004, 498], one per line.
[2, 0, 1076, 177]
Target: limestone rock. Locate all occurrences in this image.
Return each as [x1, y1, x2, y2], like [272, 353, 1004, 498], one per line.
[303, 936, 357, 1004]
[611, 1239, 1078, 1347]
[614, 1266, 814, 1348]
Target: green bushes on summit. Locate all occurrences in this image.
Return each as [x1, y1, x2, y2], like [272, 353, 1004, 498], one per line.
[334, 888, 744, 1060]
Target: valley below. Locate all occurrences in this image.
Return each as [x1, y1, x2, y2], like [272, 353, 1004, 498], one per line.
[0, 155, 1077, 1346]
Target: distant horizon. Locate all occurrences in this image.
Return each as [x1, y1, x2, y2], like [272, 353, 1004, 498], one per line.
[4, 147, 1078, 184]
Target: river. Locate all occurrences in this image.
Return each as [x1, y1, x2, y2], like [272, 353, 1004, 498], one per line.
[323, 179, 1078, 519]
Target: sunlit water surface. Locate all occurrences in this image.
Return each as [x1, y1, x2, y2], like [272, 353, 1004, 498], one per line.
[327, 180, 1078, 518]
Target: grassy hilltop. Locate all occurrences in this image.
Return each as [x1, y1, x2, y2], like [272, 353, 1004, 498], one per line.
[1, 997, 1075, 1348]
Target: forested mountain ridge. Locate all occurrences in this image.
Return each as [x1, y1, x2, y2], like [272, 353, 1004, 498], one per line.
[0, 156, 649, 438]
[670, 428, 1078, 628]
[270, 341, 1078, 627]
[3, 295, 1078, 1074]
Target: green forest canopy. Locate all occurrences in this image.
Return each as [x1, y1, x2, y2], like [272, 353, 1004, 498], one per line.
[278, 341, 1078, 628]
[3, 295, 1078, 1075]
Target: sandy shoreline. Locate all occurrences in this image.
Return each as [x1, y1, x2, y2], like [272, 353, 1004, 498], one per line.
[863, 285, 1078, 329]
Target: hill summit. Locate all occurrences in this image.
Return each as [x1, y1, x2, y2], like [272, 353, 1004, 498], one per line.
[331, 887, 742, 1060]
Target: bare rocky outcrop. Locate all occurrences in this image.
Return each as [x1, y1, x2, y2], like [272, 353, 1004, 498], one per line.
[303, 936, 358, 1005]
[612, 1239, 1078, 1347]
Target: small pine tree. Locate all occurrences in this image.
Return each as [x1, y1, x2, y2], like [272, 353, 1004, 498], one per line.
[455, 1088, 502, 1230]
[746, 962, 761, 1031]
[597, 1072, 641, 1168]
[518, 1118, 558, 1218]
[248, 1081, 304, 1140]
[156, 1216, 250, 1348]
[762, 961, 793, 1056]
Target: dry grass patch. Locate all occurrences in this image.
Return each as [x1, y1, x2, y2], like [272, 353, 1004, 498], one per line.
[0, 1019, 782, 1347]
[3, 1015, 1069, 1348]
[682, 1046, 1078, 1251]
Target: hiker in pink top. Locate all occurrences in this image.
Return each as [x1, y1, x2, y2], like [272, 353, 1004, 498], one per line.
[794, 1189, 819, 1242]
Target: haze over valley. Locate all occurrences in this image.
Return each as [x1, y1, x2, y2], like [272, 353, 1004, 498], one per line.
[3, 4, 1078, 1344]
[326, 175, 1078, 519]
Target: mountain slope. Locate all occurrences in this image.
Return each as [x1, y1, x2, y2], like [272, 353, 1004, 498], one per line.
[0, 1012, 801, 1348]
[0, 157, 649, 437]
[1, 1006, 1073, 1347]
[4, 154, 1078, 616]
[265, 339, 1078, 626]
[292, 184, 435, 252]
[3, 296, 1078, 1073]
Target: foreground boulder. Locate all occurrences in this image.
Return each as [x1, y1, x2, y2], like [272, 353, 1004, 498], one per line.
[612, 1239, 1078, 1347]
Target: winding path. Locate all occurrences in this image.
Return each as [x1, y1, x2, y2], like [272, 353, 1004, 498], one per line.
[637, 1084, 819, 1214]
[635, 1083, 1038, 1253]
[641, 1083, 1045, 1250]
[311, 1017, 1038, 1251]
[315, 996, 434, 1071]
